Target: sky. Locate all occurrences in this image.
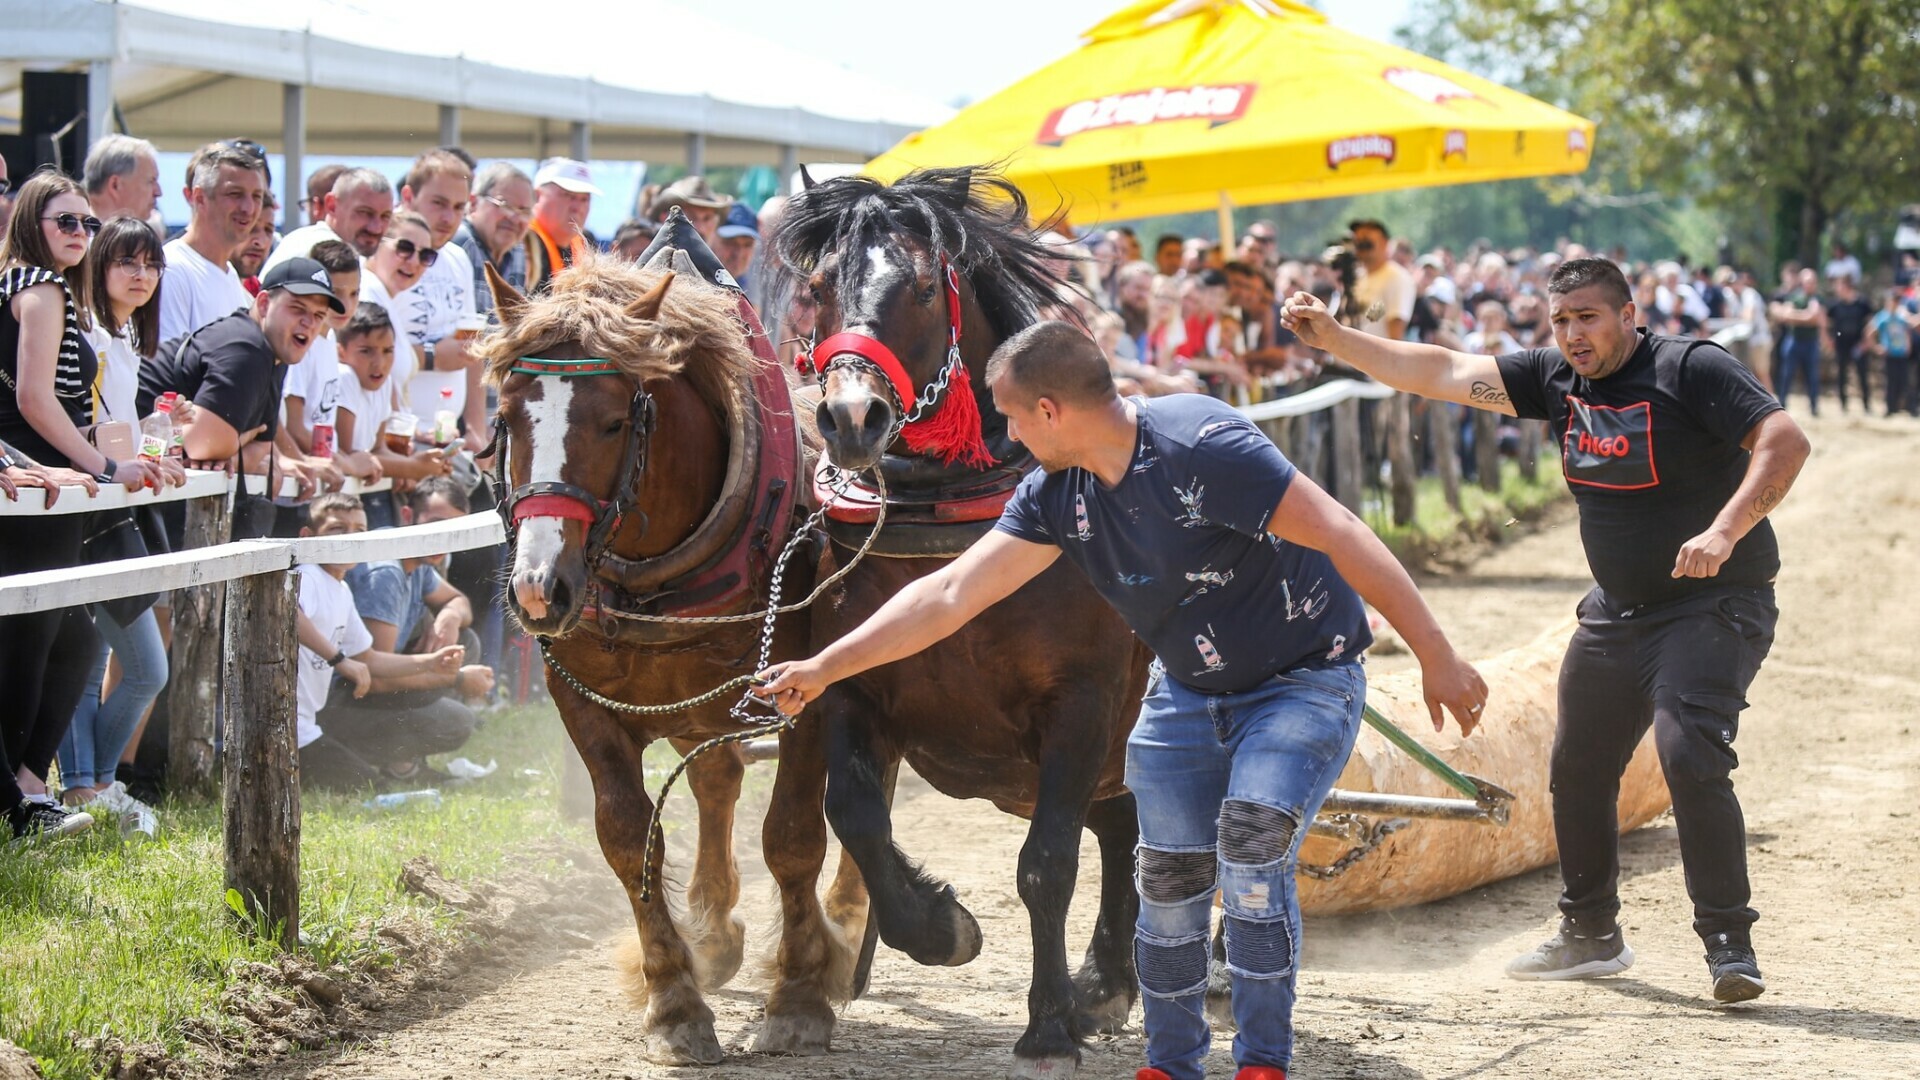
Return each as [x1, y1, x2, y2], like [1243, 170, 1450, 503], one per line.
[717, 0, 1415, 107]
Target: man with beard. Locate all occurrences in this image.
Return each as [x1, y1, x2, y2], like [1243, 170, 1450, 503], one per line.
[161, 143, 267, 341]
[265, 167, 395, 272]
[1284, 257, 1811, 1005]
[757, 322, 1486, 1080]
[231, 193, 279, 287]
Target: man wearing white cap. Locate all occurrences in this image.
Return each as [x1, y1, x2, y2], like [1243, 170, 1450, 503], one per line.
[527, 157, 600, 294]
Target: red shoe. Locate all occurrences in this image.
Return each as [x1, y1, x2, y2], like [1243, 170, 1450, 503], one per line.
[1136, 1070, 1174, 1080]
[1234, 1069, 1288, 1080]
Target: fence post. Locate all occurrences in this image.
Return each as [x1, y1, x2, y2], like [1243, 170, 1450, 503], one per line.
[168, 490, 232, 797]
[1428, 401, 1463, 511]
[1331, 396, 1365, 516]
[223, 567, 301, 949]
[1473, 409, 1502, 493]
[1519, 419, 1545, 484]
[1386, 393, 1417, 526]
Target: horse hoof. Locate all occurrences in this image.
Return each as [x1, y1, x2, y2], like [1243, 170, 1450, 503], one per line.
[753, 1008, 835, 1056]
[1010, 1054, 1080, 1080]
[644, 1021, 724, 1066]
[1076, 990, 1133, 1035]
[693, 914, 747, 992]
[942, 902, 984, 967]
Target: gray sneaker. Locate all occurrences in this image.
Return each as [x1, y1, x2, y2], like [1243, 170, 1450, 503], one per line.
[90, 781, 159, 838]
[1705, 934, 1765, 1003]
[1506, 928, 1634, 980]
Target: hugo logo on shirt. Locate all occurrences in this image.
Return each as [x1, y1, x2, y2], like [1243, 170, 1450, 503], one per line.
[1561, 396, 1658, 490]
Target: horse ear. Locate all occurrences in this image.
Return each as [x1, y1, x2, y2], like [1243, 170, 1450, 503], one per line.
[643, 245, 677, 272]
[799, 164, 818, 191]
[669, 248, 699, 278]
[628, 272, 674, 321]
[485, 262, 529, 328]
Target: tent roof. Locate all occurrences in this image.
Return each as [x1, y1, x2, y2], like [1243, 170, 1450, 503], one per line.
[1, 0, 951, 162]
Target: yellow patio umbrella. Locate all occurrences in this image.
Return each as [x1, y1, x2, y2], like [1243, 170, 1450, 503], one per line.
[864, 0, 1596, 235]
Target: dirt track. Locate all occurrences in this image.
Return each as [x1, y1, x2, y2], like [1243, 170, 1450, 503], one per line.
[265, 411, 1920, 1080]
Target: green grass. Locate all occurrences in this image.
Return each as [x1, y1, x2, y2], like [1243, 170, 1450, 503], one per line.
[1363, 457, 1568, 563]
[0, 700, 624, 1079]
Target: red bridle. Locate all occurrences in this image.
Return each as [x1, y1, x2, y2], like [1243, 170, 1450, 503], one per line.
[797, 256, 994, 469]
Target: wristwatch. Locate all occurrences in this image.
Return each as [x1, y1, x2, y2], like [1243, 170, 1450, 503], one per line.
[92, 460, 118, 484]
[327, 649, 347, 667]
[422, 341, 436, 372]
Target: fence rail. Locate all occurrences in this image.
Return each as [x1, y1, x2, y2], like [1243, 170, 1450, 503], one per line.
[0, 470, 395, 517]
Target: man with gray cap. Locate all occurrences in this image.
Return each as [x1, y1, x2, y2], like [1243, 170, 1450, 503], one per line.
[646, 176, 730, 246]
[527, 157, 600, 294]
[84, 134, 164, 224]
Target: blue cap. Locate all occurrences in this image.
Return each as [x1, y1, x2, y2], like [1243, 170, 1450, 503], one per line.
[716, 203, 759, 240]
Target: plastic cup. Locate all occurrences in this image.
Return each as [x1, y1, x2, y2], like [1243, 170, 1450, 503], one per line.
[454, 314, 489, 340]
[383, 412, 418, 455]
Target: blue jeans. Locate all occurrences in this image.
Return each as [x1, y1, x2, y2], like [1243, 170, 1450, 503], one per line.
[1776, 334, 1821, 415]
[57, 607, 168, 790]
[1126, 660, 1365, 1079]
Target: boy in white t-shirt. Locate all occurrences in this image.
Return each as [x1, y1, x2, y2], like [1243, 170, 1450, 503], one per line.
[282, 241, 363, 471]
[294, 494, 474, 790]
[335, 303, 453, 487]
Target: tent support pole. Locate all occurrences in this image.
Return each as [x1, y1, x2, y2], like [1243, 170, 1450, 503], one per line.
[779, 143, 797, 195]
[282, 83, 306, 229]
[686, 131, 706, 177]
[569, 121, 591, 163]
[439, 104, 460, 149]
[1217, 192, 1235, 257]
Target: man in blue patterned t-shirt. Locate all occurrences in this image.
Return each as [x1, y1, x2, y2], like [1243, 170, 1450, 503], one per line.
[758, 322, 1485, 1080]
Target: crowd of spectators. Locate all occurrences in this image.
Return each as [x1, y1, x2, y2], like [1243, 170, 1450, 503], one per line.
[0, 127, 1914, 843]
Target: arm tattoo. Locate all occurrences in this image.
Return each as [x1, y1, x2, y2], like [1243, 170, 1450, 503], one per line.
[1469, 381, 1510, 406]
[1750, 484, 1783, 520]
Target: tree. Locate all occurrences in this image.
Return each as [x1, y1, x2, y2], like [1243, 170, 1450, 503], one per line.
[1403, 0, 1920, 269]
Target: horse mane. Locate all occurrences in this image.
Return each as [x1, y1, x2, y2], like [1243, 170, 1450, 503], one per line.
[772, 165, 1077, 340]
[480, 254, 756, 413]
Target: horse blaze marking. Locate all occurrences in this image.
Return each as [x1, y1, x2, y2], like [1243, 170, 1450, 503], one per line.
[517, 379, 576, 570]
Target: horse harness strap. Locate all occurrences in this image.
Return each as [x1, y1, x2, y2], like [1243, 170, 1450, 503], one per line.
[491, 357, 657, 570]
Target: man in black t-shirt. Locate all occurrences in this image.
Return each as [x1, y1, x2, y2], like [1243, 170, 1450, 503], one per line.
[1824, 275, 1874, 414]
[138, 256, 342, 481]
[1284, 258, 1811, 1005]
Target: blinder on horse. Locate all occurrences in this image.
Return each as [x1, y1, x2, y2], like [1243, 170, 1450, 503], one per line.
[483, 355, 657, 569]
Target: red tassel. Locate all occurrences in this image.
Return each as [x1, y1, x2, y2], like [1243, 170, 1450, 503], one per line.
[901, 359, 995, 470]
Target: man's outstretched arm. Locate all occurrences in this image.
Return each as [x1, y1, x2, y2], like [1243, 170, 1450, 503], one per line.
[754, 531, 1061, 714]
[1281, 291, 1521, 416]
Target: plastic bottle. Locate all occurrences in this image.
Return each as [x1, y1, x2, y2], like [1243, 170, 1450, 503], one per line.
[138, 396, 176, 461]
[431, 387, 460, 447]
[159, 392, 185, 458]
[362, 789, 443, 810]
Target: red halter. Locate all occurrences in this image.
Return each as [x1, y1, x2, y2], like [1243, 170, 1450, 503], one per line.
[797, 257, 994, 470]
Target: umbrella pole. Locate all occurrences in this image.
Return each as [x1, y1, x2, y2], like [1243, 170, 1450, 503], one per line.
[1216, 192, 1235, 260]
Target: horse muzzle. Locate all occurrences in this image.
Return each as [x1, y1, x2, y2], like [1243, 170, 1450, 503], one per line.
[510, 517, 589, 637]
[817, 370, 897, 472]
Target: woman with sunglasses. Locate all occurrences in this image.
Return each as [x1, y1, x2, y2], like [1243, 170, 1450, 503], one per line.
[0, 170, 158, 840]
[55, 217, 186, 834]
[360, 211, 439, 399]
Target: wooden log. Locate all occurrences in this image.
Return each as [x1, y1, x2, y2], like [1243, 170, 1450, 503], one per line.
[1472, 408, 1502, 493]
[1428, 400, 1463, 511]
[1385, 392, 1417, 526]
[1297, 620, 1671, 915]
[168, 491, 232, 797]
[222, 568, 301, 947]
[1331, 396, 1364, 516]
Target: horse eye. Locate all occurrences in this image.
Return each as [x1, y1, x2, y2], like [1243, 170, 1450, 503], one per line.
[604, 418, 627, 436]
[917, 285, 936, 305]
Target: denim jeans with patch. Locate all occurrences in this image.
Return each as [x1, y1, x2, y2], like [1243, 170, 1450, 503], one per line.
[1126, 659, 1364, 1079]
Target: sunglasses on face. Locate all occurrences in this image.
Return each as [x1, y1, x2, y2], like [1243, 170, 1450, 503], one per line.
[44, 213, 103, 237]
[387, 237, 439, 267]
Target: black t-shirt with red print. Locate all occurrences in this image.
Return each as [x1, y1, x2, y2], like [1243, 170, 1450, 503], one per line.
[1496, 329, 1783, 609]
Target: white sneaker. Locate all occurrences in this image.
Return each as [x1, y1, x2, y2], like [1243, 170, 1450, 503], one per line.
[90, 781, 159, 838]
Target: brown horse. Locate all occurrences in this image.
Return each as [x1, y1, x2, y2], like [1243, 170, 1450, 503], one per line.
[478, 250, 865, 1063]
[773, 167, 1153, 1078]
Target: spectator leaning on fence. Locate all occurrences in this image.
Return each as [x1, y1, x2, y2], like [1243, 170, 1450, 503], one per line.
[160, 142, 266, 343]
[83, 134, 163, 226]
[452, 161, 533, 313]
[331, 301, 452, 530]
[293, 493, 486, 791]
[54, 216, 183, 836]
[0, 172, 153, 840]
[280, 239, 359, 465]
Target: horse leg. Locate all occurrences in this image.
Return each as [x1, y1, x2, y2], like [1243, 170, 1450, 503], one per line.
[1011, 732, 1106, 1080]
[563, 712, 721, 1065]
[823, 699, 983, 968]
[1074, 792, 1140, 1035]
[824, 758, 896, 1001]
[757, 709, 851, 1056]
[667, 737, 748, 992]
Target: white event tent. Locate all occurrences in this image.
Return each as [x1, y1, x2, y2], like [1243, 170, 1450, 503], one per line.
[1, 0, 950, 218]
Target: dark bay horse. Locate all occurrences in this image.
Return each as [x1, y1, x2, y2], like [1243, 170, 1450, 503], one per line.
[478, 251, 867, 1063]
[772, 167, 1153, 1078]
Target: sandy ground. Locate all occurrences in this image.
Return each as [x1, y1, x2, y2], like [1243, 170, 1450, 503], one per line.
[262, 410, 1920, 1080]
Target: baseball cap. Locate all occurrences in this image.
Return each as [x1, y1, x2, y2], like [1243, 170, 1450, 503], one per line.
[260, 256, 346, 314]
[534, 157, 602, 196]
[716, 203, 759, 240]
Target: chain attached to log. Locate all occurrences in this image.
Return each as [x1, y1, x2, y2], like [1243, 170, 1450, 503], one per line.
[1297, 817, 1409, 881]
